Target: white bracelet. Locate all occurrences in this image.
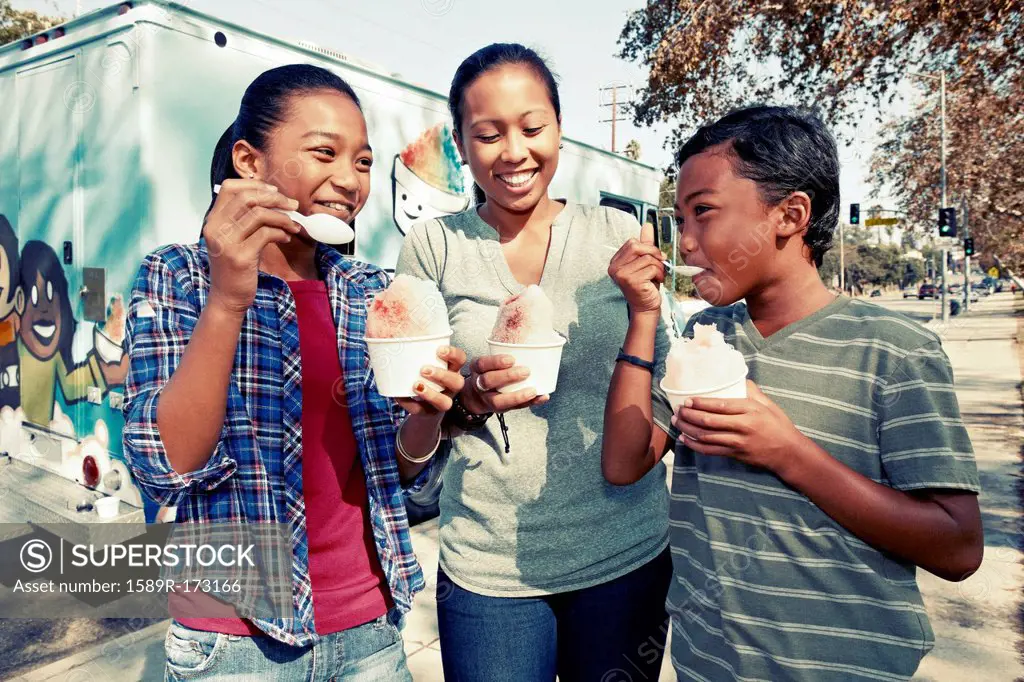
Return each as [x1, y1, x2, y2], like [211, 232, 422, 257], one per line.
[396, 417, 442, 463]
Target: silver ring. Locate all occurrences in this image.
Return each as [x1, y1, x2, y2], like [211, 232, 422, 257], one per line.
[474, 374, 487, 393]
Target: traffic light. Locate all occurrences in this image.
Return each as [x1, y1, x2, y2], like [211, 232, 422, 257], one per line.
[964, 237, 975, 256]
[850, 203, 860, 225]
[938, 207, 957, 237]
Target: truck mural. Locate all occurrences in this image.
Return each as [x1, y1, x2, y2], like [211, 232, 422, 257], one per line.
[17, 238, 129, 426]
[391, 122, 470, 236]
[0, 0, 662, 527]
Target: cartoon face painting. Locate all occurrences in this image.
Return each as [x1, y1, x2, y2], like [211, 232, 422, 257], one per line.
[17, 240, 128, 427]
[20, 265, 63, 361]
[0, 215, 23, 409]
[392, 123, 470, 235]
[0, 247, 19, 322]
[0, 218, 22, 325]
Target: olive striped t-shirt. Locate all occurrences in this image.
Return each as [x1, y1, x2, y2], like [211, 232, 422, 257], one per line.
[656, 296, 980, 682]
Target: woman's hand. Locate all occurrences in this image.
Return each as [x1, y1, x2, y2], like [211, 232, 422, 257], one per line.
[394, 345, 468, 416]
[608, 222, 664, 316]
[459, 354, 550, 414]
[203, 179, 301, 315]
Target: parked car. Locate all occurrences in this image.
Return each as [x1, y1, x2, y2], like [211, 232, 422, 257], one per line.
[870, 289, 882, 297]
[902, 286, 917, 298]
[918, 283, 938, 299]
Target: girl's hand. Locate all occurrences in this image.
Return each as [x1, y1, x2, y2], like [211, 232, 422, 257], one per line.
[608, 222, 665, 316]
[394, 346, 468, 416]
[203, 179, 301, 315]
[460, 354, 550, 414]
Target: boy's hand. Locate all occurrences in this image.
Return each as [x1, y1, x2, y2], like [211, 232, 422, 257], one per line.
[670, 380, 805, 474]
[608, 222, 664, 315]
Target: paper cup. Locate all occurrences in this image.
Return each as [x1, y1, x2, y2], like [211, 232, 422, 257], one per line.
[95, 496, 121, 519]
[93, 326, 125, 363]
[487, 336, 567, 395]
[366, 331, 452, 398]
[660, 371, 748, 413]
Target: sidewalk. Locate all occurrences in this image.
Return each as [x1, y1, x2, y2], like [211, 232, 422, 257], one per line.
[12, 295, 1023, 682]
[8, 521, 448, 682]
[913, 293, 1024, 680]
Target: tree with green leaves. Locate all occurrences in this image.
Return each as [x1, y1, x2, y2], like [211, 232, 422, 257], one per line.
[0, 0, 64, 46]
[618, 1, 1022, 270]
[623, 139, 642, 161]
[870, 79, 1023, 271]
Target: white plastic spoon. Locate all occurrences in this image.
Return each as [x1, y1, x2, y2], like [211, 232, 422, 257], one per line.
[212, 184, 355, 245]
[603, 245, 705, 277]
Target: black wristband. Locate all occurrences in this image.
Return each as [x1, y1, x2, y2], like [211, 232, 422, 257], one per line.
[616, 348, 655, 373]
[446, 391, 492, 431]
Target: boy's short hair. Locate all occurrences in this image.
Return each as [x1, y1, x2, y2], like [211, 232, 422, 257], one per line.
[676, 105, 840, 267]
[0, 215, 18, 304]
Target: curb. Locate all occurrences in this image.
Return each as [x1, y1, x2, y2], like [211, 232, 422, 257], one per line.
[14, 620, 169, 682]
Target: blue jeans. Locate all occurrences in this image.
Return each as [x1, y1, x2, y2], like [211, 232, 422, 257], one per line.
[437, 548, 672, 682]
[164, 610, 412, 681]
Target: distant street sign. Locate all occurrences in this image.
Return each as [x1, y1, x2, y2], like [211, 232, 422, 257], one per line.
[988, 266, 1000, 278]
[865, 217, 900, 227]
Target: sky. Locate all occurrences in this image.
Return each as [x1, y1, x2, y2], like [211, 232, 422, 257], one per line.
[21, 0, 921, 211]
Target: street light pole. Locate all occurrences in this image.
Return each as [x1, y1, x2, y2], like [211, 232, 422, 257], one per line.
[839, 221, 845, 292]
[939, 71, 949, 322]
[962, 194, 970, 311]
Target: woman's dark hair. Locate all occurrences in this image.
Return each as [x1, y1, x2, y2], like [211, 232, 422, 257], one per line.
[448, 43, 561, 205]
[676, 105, 840, 267]
[205, 64, 362, 222]
[21, 240, 75, 367]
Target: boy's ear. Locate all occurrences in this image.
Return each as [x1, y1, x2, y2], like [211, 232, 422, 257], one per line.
[231, 139, 261, 180]
[777, 191, 812, 239]
[14, 286, 24, 317]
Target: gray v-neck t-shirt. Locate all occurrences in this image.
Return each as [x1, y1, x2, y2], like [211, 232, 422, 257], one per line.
[396, 202, 672, 596]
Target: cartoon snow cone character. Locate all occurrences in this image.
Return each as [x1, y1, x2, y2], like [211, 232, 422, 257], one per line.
[392, 122, 470, 235]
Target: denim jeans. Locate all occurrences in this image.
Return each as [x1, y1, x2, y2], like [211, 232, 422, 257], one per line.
[164, 610, 412, 681]
[437, 548, 672, 682]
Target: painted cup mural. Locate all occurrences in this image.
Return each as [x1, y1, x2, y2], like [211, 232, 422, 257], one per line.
[391, 122, 470, 235]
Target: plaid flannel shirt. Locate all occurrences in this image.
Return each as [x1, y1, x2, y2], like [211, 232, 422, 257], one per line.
[122, 241, 425, 646]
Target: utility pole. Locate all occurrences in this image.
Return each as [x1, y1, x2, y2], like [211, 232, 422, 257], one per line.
[599, 84, 632, 154]
[911, 71, 949, 320]
[939, 71, 949, 322]
[839, 221, 845, 292]
[962, 195, 970, 312]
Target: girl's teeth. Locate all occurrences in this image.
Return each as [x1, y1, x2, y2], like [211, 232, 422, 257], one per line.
[500, 172, 535, 187]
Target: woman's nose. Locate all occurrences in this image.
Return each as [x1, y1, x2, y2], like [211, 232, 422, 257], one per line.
[500, 132, 528, 165]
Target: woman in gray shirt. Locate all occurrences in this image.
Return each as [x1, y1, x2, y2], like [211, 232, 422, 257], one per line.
[396, 43, 672, 682]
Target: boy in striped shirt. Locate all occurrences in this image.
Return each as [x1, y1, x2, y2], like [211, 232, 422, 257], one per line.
[603, 105, 982, 681]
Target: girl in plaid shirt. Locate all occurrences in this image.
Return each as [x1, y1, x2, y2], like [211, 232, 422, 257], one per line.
[123, 64, 466, 681]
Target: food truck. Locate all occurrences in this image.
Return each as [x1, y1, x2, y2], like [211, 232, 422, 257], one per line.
[0, 0, 662, 529]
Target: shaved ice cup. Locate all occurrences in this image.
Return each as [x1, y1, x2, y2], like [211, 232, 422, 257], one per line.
[660, 368, 748, 414]
[366, 331, 452, 398]
[487, 336, 567, 395]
